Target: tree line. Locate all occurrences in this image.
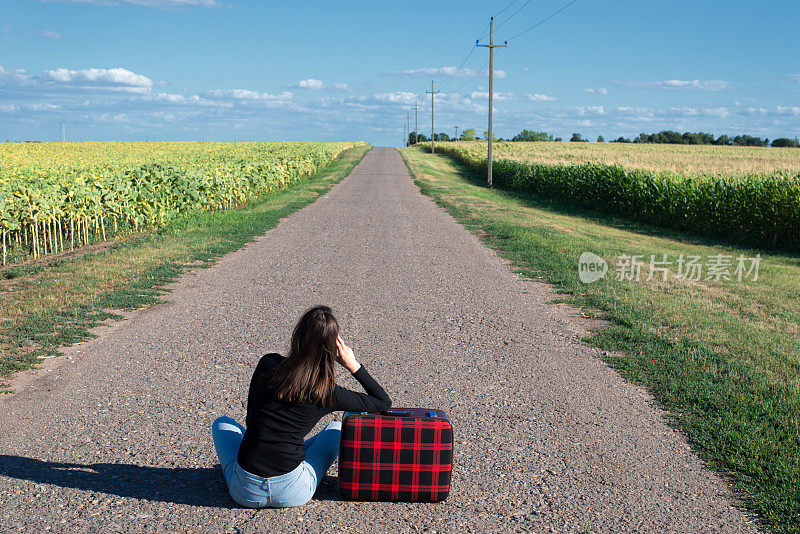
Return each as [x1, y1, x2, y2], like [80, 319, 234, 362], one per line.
[610, 131, 799, 148]
[409, 129, 799, 148]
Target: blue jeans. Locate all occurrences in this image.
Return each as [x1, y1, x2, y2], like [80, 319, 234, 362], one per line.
[211, 416, 341, 508]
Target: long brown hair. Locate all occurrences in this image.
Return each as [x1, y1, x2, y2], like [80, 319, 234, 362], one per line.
[264, 305, 338, 406]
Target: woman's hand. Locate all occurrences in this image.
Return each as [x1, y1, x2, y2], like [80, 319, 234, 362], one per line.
[336, 335, 361, 374]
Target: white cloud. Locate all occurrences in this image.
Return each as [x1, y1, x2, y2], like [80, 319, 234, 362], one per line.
[611, 105, 733, 120]
[26, 103, 62, 111]
[149, 92, 230, 107]
[372, 92, 418, 105]
[788, 74, 800, 84]
[393, 66, 506, 79]
[526, 93, 557, 102]
[582, 87, 607, 95]
[703, 107, 730, 118]
[39, 0, 226, 7]
[43, 67, 153, 93]
[290, 79, 348, 91]
[204, 89, 292, 101]
[31, 30, 62, 39]
[295, 78, 324, 90]
[669, 106, 699, 116]
[0, 104, 19, 112]
[666, 106, 730, 118]
[154, 92, 186, 103]
[776, 106, 800, 116]
[571, 105, 606, 115]
[470, 91, 515, 101]
[616, 79, 730, 91]
[0, 65, 34, 84]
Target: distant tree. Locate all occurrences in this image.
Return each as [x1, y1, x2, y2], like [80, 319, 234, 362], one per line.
[681, 132, 715, 144]
[631, 130, 771, 146]
[732, 135, 768, 147]
[597, 135, 605, 143]
[409, 132, 429, 144]
[512, 129, 553, 142]
[482, 130, 498, 141]
[433, 132, 451, 142]
[611, 136, 632, 143]
[714, 135, 732, 146]
[771, 137, 800, 148]
[569, 133, 588, 142]
[554, 137, 563, 142]
[460, 128, 476, 141]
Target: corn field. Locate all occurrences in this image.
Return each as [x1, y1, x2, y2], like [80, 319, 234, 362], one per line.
[0, 142, 363, 266]
[429, 142, 800, 250]
[444, 141, 800, 176]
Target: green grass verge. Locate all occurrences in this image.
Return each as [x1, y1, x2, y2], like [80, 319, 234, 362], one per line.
[400, 146, 800, 534]
[0, 144, 371, 392]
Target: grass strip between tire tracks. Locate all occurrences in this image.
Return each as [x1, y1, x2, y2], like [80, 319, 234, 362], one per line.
[399, 146, 800, 534]
[0, 144, 371, 393]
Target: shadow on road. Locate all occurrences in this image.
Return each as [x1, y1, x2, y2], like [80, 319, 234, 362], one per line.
[0, 455, 344, 507]
[0, 454, 238, 508]
[314, 474, 346, 502]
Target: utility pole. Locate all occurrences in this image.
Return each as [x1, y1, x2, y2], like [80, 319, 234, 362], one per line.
[426, 80, 439, 153]
[454, 126, 459, 141]
[477, 17, 507, 187]
[406, 111, 410, 147]
[413, 101, 420, 145]
[60, 121, 65, 142]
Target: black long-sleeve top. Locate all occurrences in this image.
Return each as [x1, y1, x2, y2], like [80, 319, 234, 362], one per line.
[237, 353, 392, 478]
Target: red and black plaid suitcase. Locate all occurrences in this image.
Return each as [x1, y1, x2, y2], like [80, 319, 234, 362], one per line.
[338, 408, 453, 502]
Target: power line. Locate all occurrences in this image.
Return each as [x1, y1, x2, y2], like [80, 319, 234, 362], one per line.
[439, 45, 477, 89]
[441, 20, 491, 89]
[494, 0, 522, 19]
[506, 0, 579, 41]
[449, 58, 490, 94]
[494, 0, 536, 32]
[476, 19, 493, 42]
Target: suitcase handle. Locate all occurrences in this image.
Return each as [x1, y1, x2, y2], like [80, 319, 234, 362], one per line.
[381, 410, 441, 418]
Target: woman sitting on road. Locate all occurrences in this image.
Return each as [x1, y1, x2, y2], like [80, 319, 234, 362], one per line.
[211, 305, 392, 508]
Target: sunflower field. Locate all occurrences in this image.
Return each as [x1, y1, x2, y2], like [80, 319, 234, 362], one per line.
[0, 141, 363, 265]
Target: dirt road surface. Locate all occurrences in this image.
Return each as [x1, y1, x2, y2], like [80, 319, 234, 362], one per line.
[0, 148, 759, 533]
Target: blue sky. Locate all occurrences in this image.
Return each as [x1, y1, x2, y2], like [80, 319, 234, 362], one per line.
[1, 0, 799, 145]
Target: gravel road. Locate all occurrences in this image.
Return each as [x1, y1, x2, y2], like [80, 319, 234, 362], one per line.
[0, 147, 759, 533]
